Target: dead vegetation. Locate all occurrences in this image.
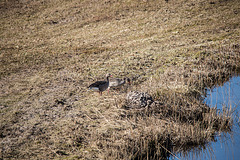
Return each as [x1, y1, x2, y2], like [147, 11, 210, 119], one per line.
[1, 0, 240, 159]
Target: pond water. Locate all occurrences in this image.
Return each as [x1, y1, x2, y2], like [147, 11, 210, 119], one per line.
[171, 76, 240, 160]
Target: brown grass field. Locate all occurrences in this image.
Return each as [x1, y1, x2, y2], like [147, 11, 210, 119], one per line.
[1, 0, 240, 159]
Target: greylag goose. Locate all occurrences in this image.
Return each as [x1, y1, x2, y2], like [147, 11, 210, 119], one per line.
[88, 73, 112, 95]
[109, 77, 131, 91]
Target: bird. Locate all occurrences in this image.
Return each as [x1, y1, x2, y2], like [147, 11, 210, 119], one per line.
[88, 73, 112, 96]
[108, 77, 131, 92]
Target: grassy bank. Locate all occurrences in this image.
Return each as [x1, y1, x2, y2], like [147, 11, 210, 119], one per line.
[1, 0, 240, 159]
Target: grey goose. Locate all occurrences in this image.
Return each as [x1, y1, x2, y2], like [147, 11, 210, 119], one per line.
[108, 77, 131, 91]
[88, 73, 112, 95]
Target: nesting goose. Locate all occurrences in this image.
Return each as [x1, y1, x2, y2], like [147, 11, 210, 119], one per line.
[109, 77, 131, 91]
[88, 73, 112, 96]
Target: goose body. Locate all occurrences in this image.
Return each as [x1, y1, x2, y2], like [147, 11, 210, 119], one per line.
[88, 73, 112, 95]
[109, 77, 131, 89]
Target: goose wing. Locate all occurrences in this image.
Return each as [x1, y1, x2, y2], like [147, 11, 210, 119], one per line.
[109, 78, 126, 87]
[88, 80, 107, 88]
[109, 78, 121, 87]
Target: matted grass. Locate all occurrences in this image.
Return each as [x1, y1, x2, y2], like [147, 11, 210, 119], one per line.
[1, 0, 240, 159]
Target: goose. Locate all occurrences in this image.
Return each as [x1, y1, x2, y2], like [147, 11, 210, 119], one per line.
[88, 73, 112, 96]
[108, 77, 131, 91]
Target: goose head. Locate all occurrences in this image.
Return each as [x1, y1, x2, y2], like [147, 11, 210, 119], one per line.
[124, 77, 131, 84]
[106, 73, 112, 81]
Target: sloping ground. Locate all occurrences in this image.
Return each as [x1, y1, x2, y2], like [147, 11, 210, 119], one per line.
[0, 0, 240, 159]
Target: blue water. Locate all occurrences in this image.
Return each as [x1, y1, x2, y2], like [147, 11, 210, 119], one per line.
[203, 76, 240, 160]
[171, 76, 240, 160]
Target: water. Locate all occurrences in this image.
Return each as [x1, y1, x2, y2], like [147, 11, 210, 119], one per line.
[171, 76, 240, 160]
[203, 76, 240, 160]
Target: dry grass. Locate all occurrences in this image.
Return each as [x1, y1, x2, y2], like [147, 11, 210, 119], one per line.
[1, 0, 240, 159]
